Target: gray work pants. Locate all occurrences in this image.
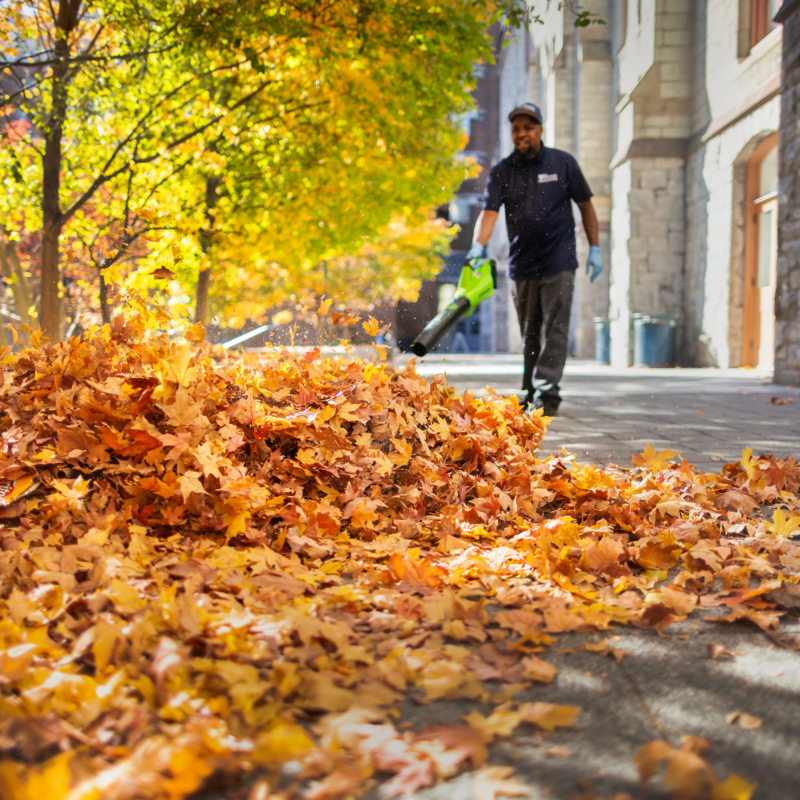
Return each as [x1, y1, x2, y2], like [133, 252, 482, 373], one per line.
[512, 270, 575, 408]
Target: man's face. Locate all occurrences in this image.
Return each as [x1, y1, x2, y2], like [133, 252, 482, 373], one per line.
[511, 115, 543, 158]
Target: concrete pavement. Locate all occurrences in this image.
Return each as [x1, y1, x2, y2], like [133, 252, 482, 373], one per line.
[404, 355, 800, 474]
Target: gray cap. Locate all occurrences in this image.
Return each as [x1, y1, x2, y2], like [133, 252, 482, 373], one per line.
[508, 102, 543, 125]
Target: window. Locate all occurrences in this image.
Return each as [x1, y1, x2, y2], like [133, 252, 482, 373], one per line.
[751, 0, 783, 48]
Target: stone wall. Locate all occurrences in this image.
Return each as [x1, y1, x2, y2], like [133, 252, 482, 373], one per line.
[775, 1, 800, 385]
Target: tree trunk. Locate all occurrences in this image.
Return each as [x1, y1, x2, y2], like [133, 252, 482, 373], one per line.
[194, 176, 221, 325]
[98, 271, 111, 325]
[0, 231, 31, 344]
[40, 0, 82, 342]
[195, 268, 212, 324]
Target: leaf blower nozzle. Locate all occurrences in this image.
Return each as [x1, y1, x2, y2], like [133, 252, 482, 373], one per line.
[410, 258, 497, 357]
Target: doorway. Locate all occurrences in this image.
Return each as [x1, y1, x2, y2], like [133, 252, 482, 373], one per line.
[743, 134, 778, 368]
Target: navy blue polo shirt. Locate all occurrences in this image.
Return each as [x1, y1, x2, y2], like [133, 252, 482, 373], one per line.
[483, 145, 593, 280]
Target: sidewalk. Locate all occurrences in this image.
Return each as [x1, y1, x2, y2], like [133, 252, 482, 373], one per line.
[404, 355, 800, 474]
[386, 354, 800, 799]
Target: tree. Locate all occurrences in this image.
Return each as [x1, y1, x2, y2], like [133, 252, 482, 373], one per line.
[1, 0, 537, 340]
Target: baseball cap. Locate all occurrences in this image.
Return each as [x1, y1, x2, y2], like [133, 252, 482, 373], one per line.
[508, 102, 543, 125]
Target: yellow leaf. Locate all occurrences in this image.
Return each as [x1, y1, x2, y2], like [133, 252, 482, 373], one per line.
[184, 322, 206, 343]
[631, 443, 678, 472]
[318, 298, 333, 315]
[101, 263, 124, 286]
[92, 621, 121, 672]
[376, 344, 388, 361]
[518, 702, 580, 731]
[253, 720, 314, 765]
[225, 511, 250, 539]
[767, 509, 800, 538]
[296, 448, 317, 465]
[464, 707, 522, 739]
[272, 310, 293, 325]
[0, 752, 72, 800]
[740, 447, 757, 481]
[107, 578, 146, 615]
[362, 316, 380, 337]
[715, 774, 757, 800]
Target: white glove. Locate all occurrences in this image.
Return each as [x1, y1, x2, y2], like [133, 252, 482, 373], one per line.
[467, 242, 487, 260]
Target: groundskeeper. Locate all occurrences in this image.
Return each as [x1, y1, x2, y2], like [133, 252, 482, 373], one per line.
[468, 102, 602, 416]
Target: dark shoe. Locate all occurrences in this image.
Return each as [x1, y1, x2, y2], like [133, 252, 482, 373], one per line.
[541, 403, 559, 417]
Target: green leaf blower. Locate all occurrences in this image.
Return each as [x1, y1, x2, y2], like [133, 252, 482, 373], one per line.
[410, 258, 497, 357]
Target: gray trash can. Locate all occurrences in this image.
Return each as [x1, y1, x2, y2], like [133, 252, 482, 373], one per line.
[633, 314, 677, 367]
[594, 317, 610, 365]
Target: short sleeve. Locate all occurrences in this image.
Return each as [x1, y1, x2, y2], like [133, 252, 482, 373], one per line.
[482, 163, 505, 212]
[566, 156, 593, 203]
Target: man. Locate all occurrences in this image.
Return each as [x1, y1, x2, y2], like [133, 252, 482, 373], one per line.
[467, 102, 602, 417]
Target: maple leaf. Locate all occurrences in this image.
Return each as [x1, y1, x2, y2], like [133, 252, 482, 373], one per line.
[159, 386, 204, 427]
[472, 766, 527, 800]
[715, 774, 757, 800]
[150, 266, 176, 280]
[635, 738, 718, 800]
[413, 725, 488, 776]
[362, 316, 380, 337]
[740, 447, 759, 481]
[518, 702, 580, 731]
[178, 470, 207, 499]
[631, 444, 678, 472]
[184, 322, 206, 343]
[520, 655, 557, 683]
[765, 508, 800, 537]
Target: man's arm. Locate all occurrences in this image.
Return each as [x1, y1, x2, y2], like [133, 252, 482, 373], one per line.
[577, 200, 599, 247]
[473, 210, 498, 247]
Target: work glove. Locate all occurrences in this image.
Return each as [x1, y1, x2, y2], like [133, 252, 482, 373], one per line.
[467, 242, 487, 260]
[586, 245, 603, 283]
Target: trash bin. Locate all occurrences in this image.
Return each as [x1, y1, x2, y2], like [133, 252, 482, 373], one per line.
[594, 317, 610, 365]
[632, 314, 677, 367]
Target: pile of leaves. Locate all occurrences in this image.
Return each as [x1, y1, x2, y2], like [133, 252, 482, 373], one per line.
[0, 318, 799, 800]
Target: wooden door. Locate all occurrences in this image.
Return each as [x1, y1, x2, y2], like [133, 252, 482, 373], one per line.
[743, 134, 778, 368]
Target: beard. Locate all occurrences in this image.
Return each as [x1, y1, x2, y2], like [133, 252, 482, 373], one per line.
[515, 140, 539, 159]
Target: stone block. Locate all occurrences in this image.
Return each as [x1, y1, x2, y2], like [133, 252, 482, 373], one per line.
[663, 0, 691, 11]
[639, 170, 669, 189]
[655, 194, 686, 219]
[655, 46, 686, 62]
[664, 30, 692, 47]
[669, 232, 686, 253]
[638, 215, 669, 237]
[628, 237, 649, 258]
[629, 190, 655, 212]
[661, 81, 691, 99]
[774, 368, 800, 386]
[660, 12, 690, 30]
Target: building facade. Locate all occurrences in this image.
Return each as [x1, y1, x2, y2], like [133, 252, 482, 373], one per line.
[485, 0, 787, 370]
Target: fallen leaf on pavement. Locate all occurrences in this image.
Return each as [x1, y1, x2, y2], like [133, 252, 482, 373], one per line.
[472, 766, 528, 800]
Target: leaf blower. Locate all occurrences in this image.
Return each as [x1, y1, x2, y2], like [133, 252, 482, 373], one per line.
[410, 258, 497, 357]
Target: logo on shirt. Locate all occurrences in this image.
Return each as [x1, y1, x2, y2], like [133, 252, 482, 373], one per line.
[538, 173, 559, 183]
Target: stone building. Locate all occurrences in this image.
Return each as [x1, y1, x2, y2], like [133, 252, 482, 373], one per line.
[774, 0, 800, 384]
[487, 0, 787, 370]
